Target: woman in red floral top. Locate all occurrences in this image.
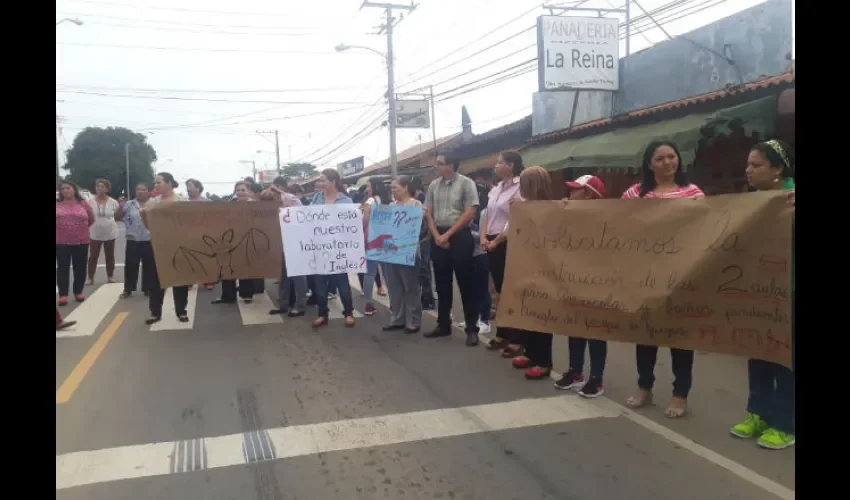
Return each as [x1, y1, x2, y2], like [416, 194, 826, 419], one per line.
[56, 181, 95, 305]
[622, 140, 704, 419]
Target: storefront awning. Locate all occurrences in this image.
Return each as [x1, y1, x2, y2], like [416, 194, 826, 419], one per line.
[521, 96, 777, 171]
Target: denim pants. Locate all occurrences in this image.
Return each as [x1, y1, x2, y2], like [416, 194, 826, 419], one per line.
[360, 260, 380, 303]
[314, 274, 354, 318]
[568, 337, 608, 379]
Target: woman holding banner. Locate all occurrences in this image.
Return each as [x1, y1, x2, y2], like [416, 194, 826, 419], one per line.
[311, 169, 357, 329]
[729, 139, 795, 450]
[490, 167, 555, 380]
[140, 172, 190, 325]
[381, 176, 424, 334]
[212, 181, 259, 305]
[359, 178, 390, 316]
[622, 141, 704, 419]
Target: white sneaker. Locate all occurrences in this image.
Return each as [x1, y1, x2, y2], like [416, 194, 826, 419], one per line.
[477, 320, 491, 335]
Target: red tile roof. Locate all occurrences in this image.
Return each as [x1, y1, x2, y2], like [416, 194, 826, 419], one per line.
[529, 71, 795, 144]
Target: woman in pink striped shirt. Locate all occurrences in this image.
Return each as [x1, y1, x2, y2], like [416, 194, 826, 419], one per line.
[56, 181, 95, 305]
[622, 141, 704, 419]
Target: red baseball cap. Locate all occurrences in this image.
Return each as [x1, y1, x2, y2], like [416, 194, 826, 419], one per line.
[566, 175, 607, 198]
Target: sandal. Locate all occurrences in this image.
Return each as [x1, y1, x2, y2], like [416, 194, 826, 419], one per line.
[344, 316, 356, 328]
[524, 366, 551, 380]
[512, 356, 532, 369]
[664, 396, 688, 418]
[626, 389, 653, 409]
[500, 344, 523, 358]
[313, 317, 328, 328]
[145, 316, 162, 325]
[486, 338, 509, 351]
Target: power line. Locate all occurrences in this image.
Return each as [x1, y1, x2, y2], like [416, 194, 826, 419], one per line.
[55, 90, 372, 105]
[63, 0, 353, 19]
[56, 83, 364, 94]
[55, 10, 350, 30]
[74, 20, 361, 37]
[137, 106, 375, 132]
[56, 41, 371, 55]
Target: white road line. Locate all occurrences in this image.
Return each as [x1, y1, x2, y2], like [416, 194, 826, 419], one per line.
[350, 276, 794, 499]
[238, 292, 282, 326]
[56, 283, 124, 339]
[149, 287, 198, 332]
[96, 263, 125, 268]
[56, 395, 615, 491]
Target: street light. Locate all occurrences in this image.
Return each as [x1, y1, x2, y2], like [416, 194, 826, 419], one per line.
[335, 42, 399, 178]
[56, 18, 83, 187]
[56, 18, 83, 26]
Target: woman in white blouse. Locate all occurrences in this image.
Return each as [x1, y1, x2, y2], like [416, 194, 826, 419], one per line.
[86, 178, 120, 284]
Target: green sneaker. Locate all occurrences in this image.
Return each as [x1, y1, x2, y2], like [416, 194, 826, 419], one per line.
[757, 428, 795, 450]
[730, 413, 767, 439]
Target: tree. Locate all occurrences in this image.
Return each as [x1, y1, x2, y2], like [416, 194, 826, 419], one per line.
[282, 162, 318, 180]
[63, 127, 157, 198]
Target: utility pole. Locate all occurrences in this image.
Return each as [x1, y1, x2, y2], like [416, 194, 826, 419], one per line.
[429, 85, 437, 153]
[124, 143, 130, 198]
[361, 1, 417, 178]
[257, 129, 282, 176]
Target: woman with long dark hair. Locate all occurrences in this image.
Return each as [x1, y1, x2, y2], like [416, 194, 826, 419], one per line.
[622, 141, 704, 418]
[359, 177, 389, 315]
[482, 150, 524, 354]
[140, 172, 191, 325]
[311, 169, 357, 328]
[56, 181, 94, 305]
[729, 139, 796, 450]
[87, 178, 120, 284]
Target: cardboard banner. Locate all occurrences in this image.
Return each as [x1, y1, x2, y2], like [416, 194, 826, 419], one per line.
[147, 202, 283, 288]
[497, 191, 794, 367]
[280, 203, 366, 276]
[366, 205, 423, 266]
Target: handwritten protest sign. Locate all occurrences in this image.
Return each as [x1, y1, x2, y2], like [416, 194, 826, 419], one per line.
[497, 191, 793, 367]
[280, 203, 366, 276]
[147, 201, 283, 288]
[366, 205, 423, 266]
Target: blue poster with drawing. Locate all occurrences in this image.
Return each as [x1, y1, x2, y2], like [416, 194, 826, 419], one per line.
[365, 205, 423, 266]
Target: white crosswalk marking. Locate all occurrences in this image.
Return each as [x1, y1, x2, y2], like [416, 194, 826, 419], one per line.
[150, 287, 199, 332]
[237, 292, 282, 326]
[57, 283, 124, 339]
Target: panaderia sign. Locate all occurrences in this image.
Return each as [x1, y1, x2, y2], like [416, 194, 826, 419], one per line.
[536, 15, 620, 91]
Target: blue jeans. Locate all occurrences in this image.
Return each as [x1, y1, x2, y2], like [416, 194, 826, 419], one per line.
[361, 260, 379, 304]
[472, 254, 491, 324]
[314, 274, 354, 319]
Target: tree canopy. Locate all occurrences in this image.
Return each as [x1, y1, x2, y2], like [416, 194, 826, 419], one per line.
[63, 127, 157, 197]
[282, 162, 318, 179]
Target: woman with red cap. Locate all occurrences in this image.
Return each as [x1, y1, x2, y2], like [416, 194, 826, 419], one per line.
[553, 175, 610, 397]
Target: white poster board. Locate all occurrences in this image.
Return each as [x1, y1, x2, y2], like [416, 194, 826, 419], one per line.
[280, 204, 366, 276]
[537, 15, 620, 91]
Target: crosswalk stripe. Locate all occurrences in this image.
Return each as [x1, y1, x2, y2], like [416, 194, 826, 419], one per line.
[237, 292, 282, 326]
[57, 283, 124, 339]
[149, 287, 199, 332]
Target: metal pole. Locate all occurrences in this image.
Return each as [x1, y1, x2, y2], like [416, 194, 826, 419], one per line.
[274, 130, 282, 176]
[386, 7, 399, 178]
[429, 85, 437, 154]
[124, 142, 130, 198]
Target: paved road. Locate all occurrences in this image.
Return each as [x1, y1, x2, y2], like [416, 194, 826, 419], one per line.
[57, 250, 795, 500]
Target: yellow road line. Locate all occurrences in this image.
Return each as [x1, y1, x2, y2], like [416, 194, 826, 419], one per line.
[56, 312, 129, 405]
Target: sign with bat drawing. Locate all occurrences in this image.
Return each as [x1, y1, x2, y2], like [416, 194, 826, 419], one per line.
[146, 201, 283, 288]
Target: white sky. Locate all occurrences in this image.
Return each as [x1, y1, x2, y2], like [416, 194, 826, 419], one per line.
[56, 0, 779, 195]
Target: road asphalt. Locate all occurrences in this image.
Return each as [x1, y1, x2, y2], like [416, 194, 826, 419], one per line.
[57, 233, 795, 500]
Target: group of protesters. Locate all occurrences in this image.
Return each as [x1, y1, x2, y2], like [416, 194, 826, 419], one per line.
[56, 137, 795, 451]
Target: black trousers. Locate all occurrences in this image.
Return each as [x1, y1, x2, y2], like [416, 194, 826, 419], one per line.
[636, 346, 694, 398]
[485, 235, 522, 344]
[124, 240, 153, 294]
[221, 279, 256, 302]
[524, 331, 553, 368]
[56, 244, 88, 297]
[431, 227, 478, 333]
[145, 251, 189, 317]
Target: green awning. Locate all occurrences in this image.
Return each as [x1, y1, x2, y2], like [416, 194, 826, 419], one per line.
[523, 96, 777, 171]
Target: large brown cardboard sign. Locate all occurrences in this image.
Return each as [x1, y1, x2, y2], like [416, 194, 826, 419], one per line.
[496, 191, 793, 367]
[147, 202, 283, 288]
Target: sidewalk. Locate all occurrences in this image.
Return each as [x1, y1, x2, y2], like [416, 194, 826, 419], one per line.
[444, 281, 795, 491]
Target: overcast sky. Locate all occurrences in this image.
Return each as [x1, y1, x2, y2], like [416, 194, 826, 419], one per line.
[56, 0, 781, 195]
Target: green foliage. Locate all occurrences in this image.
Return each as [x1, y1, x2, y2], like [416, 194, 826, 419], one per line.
[64, 127, 157, 197]
[282, 162, 318, 179]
